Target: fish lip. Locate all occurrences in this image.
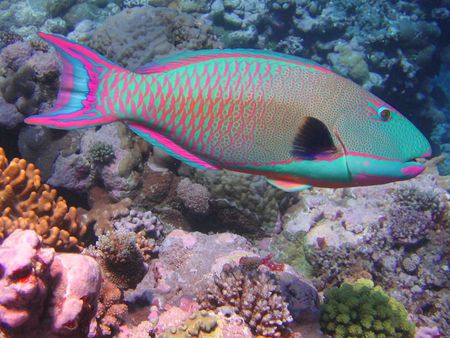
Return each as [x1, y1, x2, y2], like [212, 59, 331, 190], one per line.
[401, 160, 426, 177]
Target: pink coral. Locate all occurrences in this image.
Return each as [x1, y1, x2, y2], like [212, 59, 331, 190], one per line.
[48, 253, 101, 336]
[0, 229, 54, 336]
[0, 230, 102, 337]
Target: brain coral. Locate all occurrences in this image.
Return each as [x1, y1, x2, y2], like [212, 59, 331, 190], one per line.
[0, 147, 86, 251]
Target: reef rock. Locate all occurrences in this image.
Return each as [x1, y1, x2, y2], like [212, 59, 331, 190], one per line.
[0, 229, 102, 338]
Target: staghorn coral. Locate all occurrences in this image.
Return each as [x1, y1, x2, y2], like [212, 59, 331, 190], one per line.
[198, 263, 292, 337]
[0, 147, 86, 251]
[320, 278, 416, 338]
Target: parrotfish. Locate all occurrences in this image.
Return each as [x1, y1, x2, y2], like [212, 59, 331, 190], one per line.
[25, 33, 431, 192]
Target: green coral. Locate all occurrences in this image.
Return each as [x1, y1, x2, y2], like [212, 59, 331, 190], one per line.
[87, 141, 115, 165]
[159, 311, 219, 338]
[269, 231, 313, 277]
[320, 279, 415, 338]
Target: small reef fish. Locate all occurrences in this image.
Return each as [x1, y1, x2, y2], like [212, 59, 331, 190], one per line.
[26, 33, 432, 192]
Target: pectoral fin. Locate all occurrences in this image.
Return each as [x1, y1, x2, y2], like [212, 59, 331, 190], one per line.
[291, 116, 337, 159]
[267, 179, 312, 192]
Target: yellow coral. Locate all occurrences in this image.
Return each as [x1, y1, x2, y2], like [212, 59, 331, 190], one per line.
[0, 147, 86, 251]
[160, 311, 219, 338]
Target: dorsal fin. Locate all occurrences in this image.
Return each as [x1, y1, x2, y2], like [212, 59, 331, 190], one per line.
[291, 117, 337, 160]
[135, 49, 331, 74]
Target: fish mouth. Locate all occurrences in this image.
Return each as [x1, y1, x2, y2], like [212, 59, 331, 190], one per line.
[401, 154, 430, 178]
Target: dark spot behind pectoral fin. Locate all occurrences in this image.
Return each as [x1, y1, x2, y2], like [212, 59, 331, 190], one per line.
[291, 116, 337, 159]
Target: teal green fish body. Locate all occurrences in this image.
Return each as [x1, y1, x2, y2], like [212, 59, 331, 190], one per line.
[26, 33, 431, 191]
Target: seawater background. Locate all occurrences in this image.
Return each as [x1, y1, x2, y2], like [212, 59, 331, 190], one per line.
[0, 0, 448, 337]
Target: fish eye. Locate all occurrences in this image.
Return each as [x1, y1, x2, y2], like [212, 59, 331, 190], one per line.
[377, 107, 391, 121]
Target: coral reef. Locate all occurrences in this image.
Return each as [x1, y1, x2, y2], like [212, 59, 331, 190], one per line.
[87, 6, 220, 69]
[176, 177, 211, 216]
[0, 147, 86, 251]
[78, 186, 132, 236]
[0, 40, 59, 128]
[46, 123, 147, 199]
[91, 278, 128, 337]
[159, 310, 219, 338]
[285, 172, 450, 334]
[320, 278, 416, 338]
[47, 252, 102, 336]
[198, 263, 293, 337]
[0, 229, 54, 336]
[113, 208, 164, 240]
[0, 229, 102, 338]
[193, 170, 288, 233]
[88, 229, 149, 290]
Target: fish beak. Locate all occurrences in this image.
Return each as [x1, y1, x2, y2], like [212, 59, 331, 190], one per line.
[400, 160, 426, 178]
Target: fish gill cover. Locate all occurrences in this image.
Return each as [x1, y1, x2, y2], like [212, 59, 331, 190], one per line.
[0, 0, 448, 337]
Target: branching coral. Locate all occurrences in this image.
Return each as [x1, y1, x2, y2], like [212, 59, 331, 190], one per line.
[198, 263, 292, 337]
[0, 147, 86, 251]
[320, 278, 416, 338]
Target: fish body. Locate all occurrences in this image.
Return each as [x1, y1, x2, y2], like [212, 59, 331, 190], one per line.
[26, 33, 431, 191]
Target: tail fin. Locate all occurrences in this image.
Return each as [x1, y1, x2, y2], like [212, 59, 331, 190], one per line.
[25, 33, 122, 129]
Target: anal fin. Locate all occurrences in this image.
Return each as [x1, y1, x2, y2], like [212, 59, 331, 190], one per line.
[267, 179, 312, 192]
[128, 122, 219, 170]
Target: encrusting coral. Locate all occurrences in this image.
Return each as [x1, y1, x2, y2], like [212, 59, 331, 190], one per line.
[198, 263, 292, 337]
[91, 278, 128, 337]
[159, 310, 219, 338]
[0, 147, 86, 251]
[320, 278, 416, 338]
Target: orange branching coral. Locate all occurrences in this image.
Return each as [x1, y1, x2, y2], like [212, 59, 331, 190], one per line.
[0, 147, 86, 251]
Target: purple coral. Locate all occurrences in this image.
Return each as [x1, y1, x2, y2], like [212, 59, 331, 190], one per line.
[113, 209, 164, 240]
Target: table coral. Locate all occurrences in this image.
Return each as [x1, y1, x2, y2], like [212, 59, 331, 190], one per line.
[0, 147, 86, 251]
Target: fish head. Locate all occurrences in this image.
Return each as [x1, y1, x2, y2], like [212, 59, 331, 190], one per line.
[334, 89, 431, 186]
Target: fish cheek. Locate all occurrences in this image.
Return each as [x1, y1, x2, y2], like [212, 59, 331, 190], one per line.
[290, 116, 338, 160]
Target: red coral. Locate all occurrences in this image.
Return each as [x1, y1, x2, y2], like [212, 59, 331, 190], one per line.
[261, 254, 285, 272]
